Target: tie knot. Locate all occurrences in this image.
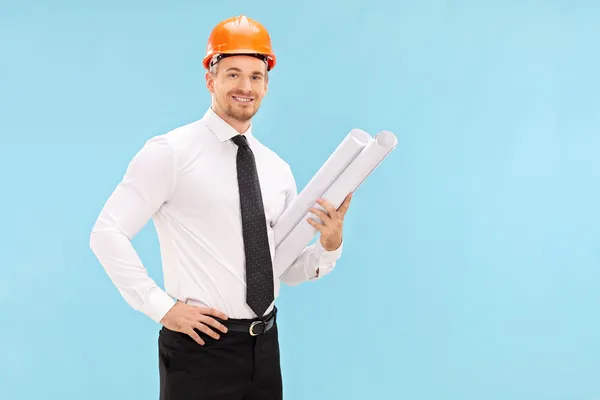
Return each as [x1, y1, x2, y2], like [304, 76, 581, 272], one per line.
[231, 134, 249, 148]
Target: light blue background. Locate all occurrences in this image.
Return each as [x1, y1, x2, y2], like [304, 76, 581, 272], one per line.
[1, 0, 599, 399]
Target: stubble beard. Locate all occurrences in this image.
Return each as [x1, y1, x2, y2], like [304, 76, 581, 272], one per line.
[218, 94, 259, 123]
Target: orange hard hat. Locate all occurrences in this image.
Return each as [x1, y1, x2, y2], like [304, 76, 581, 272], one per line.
[202, 15, 276, 71]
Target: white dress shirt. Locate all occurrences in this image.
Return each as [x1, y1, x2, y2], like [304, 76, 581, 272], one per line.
[89, 107, 343, 323]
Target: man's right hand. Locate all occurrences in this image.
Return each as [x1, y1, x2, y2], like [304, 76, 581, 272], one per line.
[160, 301, 229, 345]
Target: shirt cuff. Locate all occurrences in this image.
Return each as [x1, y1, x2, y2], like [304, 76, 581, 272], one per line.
[312, 239, 343, 279]
[139, 287, 177, 324]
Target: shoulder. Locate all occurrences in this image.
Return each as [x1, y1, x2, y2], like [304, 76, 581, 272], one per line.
[254, 138, 294, 174]
[141, 118, 214, 161]
[129, 119, 207, 170]
[251, 139, 297, 194]
[163, 119, 209, 150]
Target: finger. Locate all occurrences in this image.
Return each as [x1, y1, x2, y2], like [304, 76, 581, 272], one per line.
[186, 328, 205, 346]
[337, 193, 353, 218]
[193, 322, 221, 340]
[307, 218, 325, 232]
[197, 307, 229, 320]
[199, 315, 229, 334]
[316, 198, 338, 220]
[308, 207, 331, 225]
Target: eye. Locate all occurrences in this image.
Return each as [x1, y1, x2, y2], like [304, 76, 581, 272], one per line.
[228, 73, 238, 78]
[252, 75, 262, 81]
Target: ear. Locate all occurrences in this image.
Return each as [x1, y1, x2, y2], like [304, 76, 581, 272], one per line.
[205, 71, 215, 94]
[264, 72, 269, 93]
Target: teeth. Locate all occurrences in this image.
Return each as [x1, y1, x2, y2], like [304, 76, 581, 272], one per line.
[233, 96, 252, 102]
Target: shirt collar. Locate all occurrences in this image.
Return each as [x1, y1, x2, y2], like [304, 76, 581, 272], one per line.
[203, 107, 254, 143]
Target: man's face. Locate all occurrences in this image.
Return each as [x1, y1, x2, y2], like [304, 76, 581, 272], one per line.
[206, 55, 268, 123]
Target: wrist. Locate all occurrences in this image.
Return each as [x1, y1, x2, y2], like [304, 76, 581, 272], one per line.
[320, 236, 341, 251]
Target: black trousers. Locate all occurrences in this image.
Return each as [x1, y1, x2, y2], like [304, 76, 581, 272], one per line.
[158, 318, 283, 399]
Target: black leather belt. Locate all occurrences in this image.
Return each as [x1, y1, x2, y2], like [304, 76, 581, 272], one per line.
[222, 307, 277, 336]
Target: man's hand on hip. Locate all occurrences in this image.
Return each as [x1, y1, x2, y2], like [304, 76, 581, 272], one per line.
[160, 301, 229, 345]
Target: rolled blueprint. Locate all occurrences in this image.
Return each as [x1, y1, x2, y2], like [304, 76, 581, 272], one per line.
[274, 128, 371, 247]
[273, 130, 398, 278]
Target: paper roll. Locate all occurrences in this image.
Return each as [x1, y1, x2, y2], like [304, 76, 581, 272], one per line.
[274, 130, 398, 278]
[273, 128, 371, 247]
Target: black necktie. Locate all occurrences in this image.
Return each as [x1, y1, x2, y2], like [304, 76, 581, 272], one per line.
[231, 134, 274, 319]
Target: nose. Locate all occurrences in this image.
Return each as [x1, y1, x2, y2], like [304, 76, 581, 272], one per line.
[238, 76, 252, 92]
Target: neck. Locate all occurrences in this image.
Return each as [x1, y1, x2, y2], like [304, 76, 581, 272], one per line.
[211, 105, 251, 134]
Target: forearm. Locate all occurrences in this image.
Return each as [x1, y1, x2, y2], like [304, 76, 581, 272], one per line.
[90, 225, 176, 324]
[279, 239, 343, 286]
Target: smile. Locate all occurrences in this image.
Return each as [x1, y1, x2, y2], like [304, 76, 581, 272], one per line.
[232, 96, 254, 103]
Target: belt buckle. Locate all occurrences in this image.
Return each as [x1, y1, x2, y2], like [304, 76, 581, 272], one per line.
[249, 320, 265, 336]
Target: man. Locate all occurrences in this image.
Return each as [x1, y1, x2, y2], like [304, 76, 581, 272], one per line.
[89, 15, 352, 400]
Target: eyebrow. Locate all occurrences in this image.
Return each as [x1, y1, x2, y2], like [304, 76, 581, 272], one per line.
[225, 67, 264, 76]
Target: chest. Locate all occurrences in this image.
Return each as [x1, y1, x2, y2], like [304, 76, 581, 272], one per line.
[168, 145, 289, 226]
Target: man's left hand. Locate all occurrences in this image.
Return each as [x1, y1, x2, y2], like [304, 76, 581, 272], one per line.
[307, 192, 353, 251]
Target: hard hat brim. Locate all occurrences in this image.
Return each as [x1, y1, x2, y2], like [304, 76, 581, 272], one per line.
[203, 50, 276, 71]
